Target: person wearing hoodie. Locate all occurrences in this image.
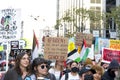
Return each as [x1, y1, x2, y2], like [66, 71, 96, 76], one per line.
[101, 59, 119, 80]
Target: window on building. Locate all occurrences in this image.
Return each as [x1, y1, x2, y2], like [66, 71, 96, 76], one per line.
[91, 0, 95, 3]
[96, 0, 101, 3]
[91, 0, 101, 3]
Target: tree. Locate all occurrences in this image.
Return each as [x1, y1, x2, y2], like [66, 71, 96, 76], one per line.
[54, 7, 104, 38]
[106, 6, 120, 38]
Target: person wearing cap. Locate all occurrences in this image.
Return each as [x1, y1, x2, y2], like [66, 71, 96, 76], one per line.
[79, 66, 96, 80]
[30, 57, 56, 80]
[101, 59, 119, 80]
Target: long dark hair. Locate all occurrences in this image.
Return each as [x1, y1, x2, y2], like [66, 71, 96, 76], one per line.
[14, 52, 31, 76]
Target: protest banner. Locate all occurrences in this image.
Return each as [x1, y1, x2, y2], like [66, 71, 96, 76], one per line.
[102, 48, 120, 63]
[110, 40, 120, 50]
[98, 38, 109, 54]
[0, 8, 21, 41]
[75, 32, 93, 47]
[44, 37, 68, 60]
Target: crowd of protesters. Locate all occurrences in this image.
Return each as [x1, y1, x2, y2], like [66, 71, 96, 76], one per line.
[0, 51, 120, 80]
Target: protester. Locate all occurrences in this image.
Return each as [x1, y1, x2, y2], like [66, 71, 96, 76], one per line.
[101, 62, 109, 72]
[101, 59, 119, 80]
[60, 61, 80, 80]
[49, 59, 64, 80]
[65, 59, 73, 70]
[79, 66, 96, 80]
[59, 59, 73, 79]
[30, 57, 56, 80]
[92, 65, 103, 80]
[4, 52, 31, 80]
[83, 58, 93, 68]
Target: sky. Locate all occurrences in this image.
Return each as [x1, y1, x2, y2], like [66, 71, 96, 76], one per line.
[0, 0, 57, 38]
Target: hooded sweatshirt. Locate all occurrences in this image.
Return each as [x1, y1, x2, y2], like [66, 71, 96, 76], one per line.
[101, 59, 119, 80]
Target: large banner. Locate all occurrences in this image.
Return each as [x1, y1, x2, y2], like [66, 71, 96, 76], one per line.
[102, 48, 120, 63]
[0, 9, 21, 41]
[44, 37, 68, 60]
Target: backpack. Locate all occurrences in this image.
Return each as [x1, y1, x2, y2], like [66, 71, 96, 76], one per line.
[59, 69, 71, 80]
[65, 73, 68, 80]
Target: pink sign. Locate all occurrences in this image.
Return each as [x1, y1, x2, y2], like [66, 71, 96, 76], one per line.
[102, 48, 120, 63]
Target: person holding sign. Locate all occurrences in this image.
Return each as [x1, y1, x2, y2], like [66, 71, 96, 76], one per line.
[4, 52, 32, 80]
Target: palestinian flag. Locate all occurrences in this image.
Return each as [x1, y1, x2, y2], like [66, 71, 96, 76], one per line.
[67, 49, 80, 63]
[79, 39, 90, 62]
[32, 31, 39, 60]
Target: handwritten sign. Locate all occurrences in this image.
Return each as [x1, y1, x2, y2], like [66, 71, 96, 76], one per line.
[0, 9, 21, 41]
[75, 32, 93, 47]
[44, 37, 68, 60]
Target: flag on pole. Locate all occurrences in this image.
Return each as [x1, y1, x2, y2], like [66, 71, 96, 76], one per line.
[79, 39, 87, 61]
[87, 44, 94, 60]
[81, 48, 90, 61]
[80, 39, 90, 61]
[67, 49, 80, 63]
[32, 30, 39, 60]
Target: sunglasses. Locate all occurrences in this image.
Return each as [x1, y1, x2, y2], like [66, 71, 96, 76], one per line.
[40, 65, 49, 69]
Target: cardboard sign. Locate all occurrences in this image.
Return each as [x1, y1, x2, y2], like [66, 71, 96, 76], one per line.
[44, 37, 68, 60]
[102, 48, 120, 63]
[75, 32, 93, 47]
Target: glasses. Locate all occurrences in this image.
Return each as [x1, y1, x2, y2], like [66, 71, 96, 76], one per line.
[40, 65, 49, 69]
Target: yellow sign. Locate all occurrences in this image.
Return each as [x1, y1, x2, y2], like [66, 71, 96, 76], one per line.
[110, 40, 120, 50]
[0, 46, 3, 51]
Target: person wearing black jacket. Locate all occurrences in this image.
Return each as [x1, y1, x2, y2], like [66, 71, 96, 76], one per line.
[101, 59, 119, 80]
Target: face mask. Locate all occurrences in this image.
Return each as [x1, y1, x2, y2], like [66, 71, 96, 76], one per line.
[71, 67, 79, 73]
[84, 74, 94, 80]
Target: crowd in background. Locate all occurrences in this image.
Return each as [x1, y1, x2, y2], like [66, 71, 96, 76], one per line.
[0, 51, 120, 80]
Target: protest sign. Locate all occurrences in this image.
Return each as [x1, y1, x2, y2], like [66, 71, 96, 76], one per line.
[102, 48, 120, 63]
[44, 37, 68, 60]
[75, 32, 93, 47]
[110, 40, 120, 50]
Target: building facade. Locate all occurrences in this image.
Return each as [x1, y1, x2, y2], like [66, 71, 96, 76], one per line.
[57, 0, 108, 37]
